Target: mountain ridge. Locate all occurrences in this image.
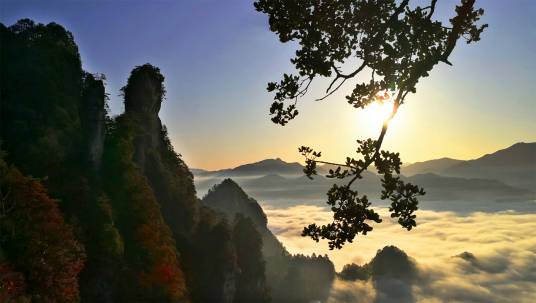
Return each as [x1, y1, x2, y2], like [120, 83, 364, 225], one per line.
[195, 142, 535, 181]
[194, 143, 535, 203]
[201, 179, 336, 302]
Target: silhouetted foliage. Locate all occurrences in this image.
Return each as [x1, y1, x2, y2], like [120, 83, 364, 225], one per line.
[204, 179, 268, 229]
[0, 20, 127, 301]
[338, 263, 370, 281]
[203, 179, 336, 303]
[0, 19, 83, 179]
[1, 18, 331, 303]
[337, 246, 418, 302]
[255, 0, 487, 248]
[102, 114, 188, 302]
[0, 248, 30, 302]
[184, 207, 238, 302]
[121, 64, 166, 114]
[232, 214, 270, 303]
[271, 253, 335, 303]
[0, 156, 85, 303]
[338, 245, 417, 281]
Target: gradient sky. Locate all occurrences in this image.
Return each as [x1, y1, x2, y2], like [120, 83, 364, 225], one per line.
[2, 0, 535, 170]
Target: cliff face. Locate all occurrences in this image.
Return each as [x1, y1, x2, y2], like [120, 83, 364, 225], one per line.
[120, 65, 199, 238]
[122, 64, 165, 171]
[117, 64, 248, 302]
[81, 74, 106, 168]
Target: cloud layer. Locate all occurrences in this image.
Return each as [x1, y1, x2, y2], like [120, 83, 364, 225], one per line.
[263, 205, 536, 302]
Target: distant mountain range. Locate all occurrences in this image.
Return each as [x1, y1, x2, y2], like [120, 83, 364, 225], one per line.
[401, 158, 464, 176]
[194, 142, 535, 203]
[193, 158, 304, 176]
[402, 142, 536, 190]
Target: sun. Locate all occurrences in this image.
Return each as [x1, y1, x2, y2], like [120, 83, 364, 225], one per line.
[356, 99, 399, 136]
[365, 101, 394, 124]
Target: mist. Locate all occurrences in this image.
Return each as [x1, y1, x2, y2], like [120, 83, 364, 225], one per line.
[262, 204, 536, 302]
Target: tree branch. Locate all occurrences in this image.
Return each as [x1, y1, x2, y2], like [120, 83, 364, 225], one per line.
[308, 89, 404, 187]
[426, 0, 438, 19]
[347, 91, 402, 186]
[316, 0, 410, 101]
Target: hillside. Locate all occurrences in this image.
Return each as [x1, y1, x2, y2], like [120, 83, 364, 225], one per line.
[195, 169, 532, 207]
[202, 179, 284, 256]
[399, 143, 536, 190]
[405, 173, 533, 201]
[444, 142, 536, 189]
[202, 179, 336, 302]
[194, 143, 536, 201]
[0, 19, 270, 303]
[401, 158, 464, 176]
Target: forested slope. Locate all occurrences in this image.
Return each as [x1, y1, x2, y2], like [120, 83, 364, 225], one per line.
[0, 19, 270, 303]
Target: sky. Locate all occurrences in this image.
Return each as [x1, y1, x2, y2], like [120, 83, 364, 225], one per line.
[2, 0, 535, 170]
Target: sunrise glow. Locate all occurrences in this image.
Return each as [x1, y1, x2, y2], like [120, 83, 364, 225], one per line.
[357, 98, 401, 136]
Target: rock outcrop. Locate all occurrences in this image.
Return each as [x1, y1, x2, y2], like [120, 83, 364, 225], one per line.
[202, 178, 286, 257]
[202, 179, 336, 303]
[122, 64, 165, 171]
[81, 74, 106, 168]
[119, 64, 246, 302]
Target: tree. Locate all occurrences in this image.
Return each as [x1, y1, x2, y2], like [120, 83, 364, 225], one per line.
[232, 214, 270, 303]
[101, 114, 188, 302]
[254, 0, 487, 249]
[0, 156, 85, 303]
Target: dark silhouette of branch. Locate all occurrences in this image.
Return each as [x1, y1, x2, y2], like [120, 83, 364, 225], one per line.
[256, 0, 487, 249]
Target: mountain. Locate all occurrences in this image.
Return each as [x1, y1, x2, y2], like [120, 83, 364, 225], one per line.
[240, 173, 382, 202]
[338, 246, 418, 302]
[457, 142, 535, 167]
[405, 173, 533, 201]
[194, 158, 304, 177]
[401, 158, 464, 176]
[202, 179, 284, 257]
[190, 168, 210, 175]
[401, 143, 536, 190]
[0, 19, 271, 303]
[242, 173, 289, 187]
[230, 158, 304, 175]
[202, 179, 336, 303]
[444, 142, 536, 189]
[195, 166, 533, 207]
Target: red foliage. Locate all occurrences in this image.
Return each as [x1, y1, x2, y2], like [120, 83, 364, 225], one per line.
[127, 178, 188, 301]
[0, 261, 27, 302]
[0, 164, 85, 302]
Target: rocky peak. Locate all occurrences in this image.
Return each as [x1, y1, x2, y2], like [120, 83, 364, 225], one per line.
[123, 64, 165, 116]
[121, 64, 167, 170]
[203, 179, 268, 227]
[202, 179, 288, 258]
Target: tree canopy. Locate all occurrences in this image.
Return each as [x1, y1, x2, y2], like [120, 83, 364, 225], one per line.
[255, 0, 487, 249]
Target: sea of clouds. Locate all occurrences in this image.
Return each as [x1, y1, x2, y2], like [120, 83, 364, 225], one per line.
[263, 205, 536, 303]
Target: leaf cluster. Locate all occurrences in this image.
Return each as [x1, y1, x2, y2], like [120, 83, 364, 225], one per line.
[255, 0, 487, 124]
[300, 140, 424, 249]
[302, 184, 381, 249]
[256, 0, 486, 249]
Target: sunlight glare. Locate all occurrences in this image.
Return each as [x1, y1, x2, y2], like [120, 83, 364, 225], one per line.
[356, 98, 400, 136]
